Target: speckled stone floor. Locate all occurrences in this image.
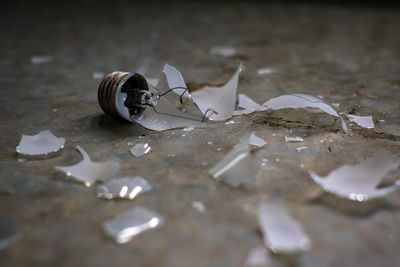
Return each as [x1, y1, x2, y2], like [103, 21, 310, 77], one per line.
[1, 1, 400, 267]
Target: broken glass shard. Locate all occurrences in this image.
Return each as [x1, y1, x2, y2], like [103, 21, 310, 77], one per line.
[103, 207, 164, 244]
[245, 245, 271, 267]
[234, 94, 262, 115]
[249, 132, 267, 147]
[284, 136, 304, 143]
[309, 150, 399, 201]
[347, 115, 374, 129]
[191, 201, 206, 214]
[210, 46, 237, 57]
[129, 143, 151, 157]
[262, 93, 347, 132]
[163, 64, 191, 99]
[97, 176, 152, 200]
[257, 68, 275, 76]
[209, 133, 258, 188]
[16, 130, 65, 157]
[55, 146, 120, 187]
[192, 64, 243, 121]
[296, 146, 307, 152]
[258, 203, 311, 254]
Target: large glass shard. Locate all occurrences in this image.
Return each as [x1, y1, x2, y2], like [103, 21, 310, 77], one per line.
[347, 115, 374, 129]
[103, 207, 164, 244]
[191, 64, 243, 121]
[209, 133, 258, 188]
[55, 146, 120, 187]
[262, 93, 347, 132]
[309, 150, 399, 201]
[97, 176, 152, 200]
[258, 203, 311, 254]
[16, 130, 65, 157]
[129, 143, 151, 157]
[245, 245, 271, 267]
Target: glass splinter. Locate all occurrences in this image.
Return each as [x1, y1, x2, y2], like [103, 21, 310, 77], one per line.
[209, 133, 258, 188]
[258, 203, 311, 254]
[284, 136, 304, 143]
[262, 93, 347, 132]
[347, 114, 375, 129]
[309, 150, 400, 201]
[55, 146, 120, 187]
[16, 130, 65, 157]
[191, 64, 243, 121]
[129, 143, 151, 157]
[103, 207, 164, 244]
[97, 176, 152, 200]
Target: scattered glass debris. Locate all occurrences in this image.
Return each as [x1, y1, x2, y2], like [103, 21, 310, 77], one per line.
[129, 143, 151, 157]
[284, 136, 304, 143]
[309, 150, 400, 201]
[92, 71, 105, 79]
[249, 132, 267, 147]
[209, 133, 257, 188]
[258, 203, 311, 254]
[245, 245, 271, 267]
[55, 146, 120, 187]
[191, 201, 206, 214]
[97, 176, 152, 200]
[16, 130, 65, 157]
[103, 207, 164, 244]
[192, 64, 243, 121]
[225, 120, 236, 125]
[296, 146, 307, 152]
[257, 68, 275, 76]
[30, 55, 53, 65]
[347, 115, 374, 129]
[210, 46, 237, 57]
[0, 219, 22, 250]
[262, 93, 347, 132]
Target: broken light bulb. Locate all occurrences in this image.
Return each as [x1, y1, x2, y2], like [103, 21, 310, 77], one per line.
[97, 71, 210, 131]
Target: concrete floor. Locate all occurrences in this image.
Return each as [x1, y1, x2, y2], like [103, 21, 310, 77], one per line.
[1, 1, 400, 267]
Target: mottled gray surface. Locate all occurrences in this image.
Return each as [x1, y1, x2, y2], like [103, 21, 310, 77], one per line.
[1, 1, 400, 267]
